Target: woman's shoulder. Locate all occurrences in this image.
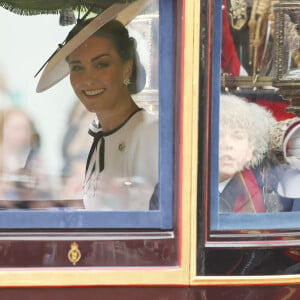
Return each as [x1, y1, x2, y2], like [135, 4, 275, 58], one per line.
[135, 109, 158, 124]
[132, 109, 158, 134]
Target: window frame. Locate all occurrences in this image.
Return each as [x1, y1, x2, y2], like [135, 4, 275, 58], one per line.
[203, 0, 300, 247]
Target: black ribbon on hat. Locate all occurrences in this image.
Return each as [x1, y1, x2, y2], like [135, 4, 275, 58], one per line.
[34, 43, 65, 78]
[34, 7, 94, 78]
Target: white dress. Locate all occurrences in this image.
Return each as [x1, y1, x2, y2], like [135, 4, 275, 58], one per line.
[83, 109, 158, 210]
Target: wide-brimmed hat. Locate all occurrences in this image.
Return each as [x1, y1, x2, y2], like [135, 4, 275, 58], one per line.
[36, 0, 150, 93]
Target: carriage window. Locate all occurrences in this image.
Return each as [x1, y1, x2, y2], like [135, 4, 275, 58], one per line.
[206, 0, 300, 236]
[0, 0, 175, 229]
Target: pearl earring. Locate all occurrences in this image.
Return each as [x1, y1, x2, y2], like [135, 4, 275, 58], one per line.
[123, 78, 131, 86]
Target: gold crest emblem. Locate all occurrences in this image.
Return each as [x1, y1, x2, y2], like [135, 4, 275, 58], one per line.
[68, 242, 81, 266]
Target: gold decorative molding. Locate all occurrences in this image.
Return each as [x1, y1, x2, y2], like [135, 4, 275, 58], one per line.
[272, 1, 300, 115]
[228, 0, 248, 30]
[221, 74, 274, 90]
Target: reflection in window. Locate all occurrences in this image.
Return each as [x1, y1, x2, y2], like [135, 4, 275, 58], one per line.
[222, 0, 275, 77]
[281, 12, 300, 79]
[218, 94, 279, 213]
[218, 94, 300, 213]
[0, 1, 160, 211]
[201, 0, 300, 277]
[218, 0, 300, 215]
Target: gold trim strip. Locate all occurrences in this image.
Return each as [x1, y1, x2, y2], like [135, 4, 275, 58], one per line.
[188, 0, 200, 282]
[191, 275, 300, 286]
[0, 269, 189, 287]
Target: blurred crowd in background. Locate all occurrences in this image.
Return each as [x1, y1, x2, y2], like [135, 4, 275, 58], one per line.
[0, 66, 91, 209]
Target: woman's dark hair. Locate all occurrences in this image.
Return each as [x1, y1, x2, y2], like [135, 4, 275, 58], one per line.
[66, 18, 146, 94]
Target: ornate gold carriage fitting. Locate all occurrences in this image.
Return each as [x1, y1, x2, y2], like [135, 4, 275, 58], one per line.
[222, 0, 300, 115]
[221, 0, 277, 91]
[273, 1, 300, 116]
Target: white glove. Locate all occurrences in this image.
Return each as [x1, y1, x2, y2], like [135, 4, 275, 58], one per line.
[284, 122, 300, 168]
[277, 121, 300, 198]
[287, 126, 300, 157]
[278, 169, 300, 198]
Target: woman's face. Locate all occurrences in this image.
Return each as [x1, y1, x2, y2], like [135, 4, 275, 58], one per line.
[68, 36, 132, 114]
[219, 126, 253, 182]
